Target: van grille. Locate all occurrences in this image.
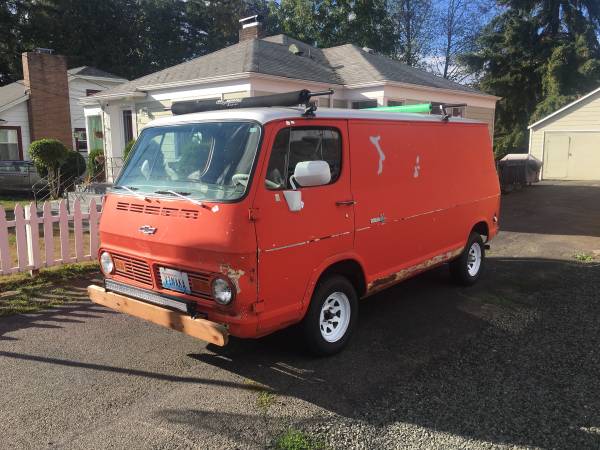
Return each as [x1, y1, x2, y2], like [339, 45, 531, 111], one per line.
[155, 266, 213, 300]
[112, 254, 153, 287]
[116, 201, 199, 220]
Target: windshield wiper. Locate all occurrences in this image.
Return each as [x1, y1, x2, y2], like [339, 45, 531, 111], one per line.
[154, 190, 219, 212]
[112, 185, 147, 200]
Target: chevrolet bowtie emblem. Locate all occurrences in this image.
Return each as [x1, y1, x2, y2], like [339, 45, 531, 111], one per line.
[138, 225, 157, 235]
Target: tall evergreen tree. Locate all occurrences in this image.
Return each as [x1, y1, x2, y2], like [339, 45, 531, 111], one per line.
[463, 0, 600, 157]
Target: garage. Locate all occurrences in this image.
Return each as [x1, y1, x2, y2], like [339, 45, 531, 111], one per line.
[544, 132, 600, 180]
[529, 87, 600, 181]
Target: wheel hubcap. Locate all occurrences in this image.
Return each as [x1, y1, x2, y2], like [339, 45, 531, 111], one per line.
[467, 242, 482, 276]
[319, 292, 351, 343]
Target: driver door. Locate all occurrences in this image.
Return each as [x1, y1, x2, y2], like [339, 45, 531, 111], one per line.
[252, 119, 354, 332]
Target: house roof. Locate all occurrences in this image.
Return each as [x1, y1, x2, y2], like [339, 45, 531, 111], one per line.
[528, 86, 600, 129]
[68, 66, 126, 81]
[90, 34, 490, 100]
[0, 80, 28, 111]
[322, 44, 481, 93]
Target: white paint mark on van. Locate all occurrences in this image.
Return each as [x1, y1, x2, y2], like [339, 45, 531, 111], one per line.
[413, 156, 421, 178]
[274, 194, 281, 202]
[369, 136, 385, 175]
[370, 214, 386, 224]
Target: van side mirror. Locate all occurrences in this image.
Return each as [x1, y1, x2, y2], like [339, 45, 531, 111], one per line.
[292, 160, 331, 188]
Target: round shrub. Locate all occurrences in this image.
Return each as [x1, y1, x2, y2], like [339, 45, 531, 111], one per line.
[61, 151, 87, 182]
[29, 139, 69, 173]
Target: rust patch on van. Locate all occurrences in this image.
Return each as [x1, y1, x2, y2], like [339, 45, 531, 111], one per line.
[220, 264, 245, 294]
[367, 248, 463, 294]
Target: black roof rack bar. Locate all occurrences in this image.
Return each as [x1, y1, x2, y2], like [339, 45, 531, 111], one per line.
[171, 89, 334, 116]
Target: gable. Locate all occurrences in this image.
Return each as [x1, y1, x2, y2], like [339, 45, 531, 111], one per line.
[531, 90, 600, 131]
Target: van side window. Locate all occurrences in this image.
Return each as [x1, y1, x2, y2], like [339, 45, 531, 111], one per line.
[265, 127, 342, 189]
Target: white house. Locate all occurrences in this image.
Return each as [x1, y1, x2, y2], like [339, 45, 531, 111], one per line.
[528, 86, 600, 180]
[0, 50, 126, 161]
[82, 17, 499, 180]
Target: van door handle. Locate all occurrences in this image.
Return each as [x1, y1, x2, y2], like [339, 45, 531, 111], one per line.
[336, 200, 356, 206]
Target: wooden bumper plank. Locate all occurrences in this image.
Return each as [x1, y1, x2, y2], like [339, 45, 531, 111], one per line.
[88, 285, 229, 346]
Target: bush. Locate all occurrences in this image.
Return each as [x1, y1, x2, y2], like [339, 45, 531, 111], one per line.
[87, 148, 105, 179]
[61, 151, 87, 182]
[29, 139, 69, 174]
[123, 139, 136, 161]
[28, 139, 70, 199]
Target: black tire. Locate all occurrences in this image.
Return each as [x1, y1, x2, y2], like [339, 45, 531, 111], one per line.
[450, 232, 485, 286]
[301, 275, 358, 356]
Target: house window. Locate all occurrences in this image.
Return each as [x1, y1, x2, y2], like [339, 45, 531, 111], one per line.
[123, 110, 134, 144]
[0, 126, 23, 160]
[387, 100, 404, 107]
[431, 102, 444, 114]
[351, 100, 378, 109]
[333, 99, 347, 109]
[452, 107, 464, 117]
[74, 128, 87, 153]
[86, 89, 101, 97]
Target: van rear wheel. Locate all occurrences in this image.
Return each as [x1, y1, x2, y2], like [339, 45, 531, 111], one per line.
[301, 275, 358, 356]
[450, 232, 485, 286]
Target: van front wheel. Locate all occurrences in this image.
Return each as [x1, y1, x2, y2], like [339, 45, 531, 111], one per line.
[450, 232, 485, 286]
[302, 275, 358, 356]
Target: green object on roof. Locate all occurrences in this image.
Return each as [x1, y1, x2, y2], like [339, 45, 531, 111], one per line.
[366, 103, 432, 113]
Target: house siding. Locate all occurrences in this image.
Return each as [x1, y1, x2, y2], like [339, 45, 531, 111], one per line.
[0, 101, 31, 159]
[69, 77, 124, 149]
[464, 105, 495, 140]
[529, 92, 600, 162]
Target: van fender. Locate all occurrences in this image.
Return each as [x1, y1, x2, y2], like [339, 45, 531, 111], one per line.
[300, 252, 368, 317]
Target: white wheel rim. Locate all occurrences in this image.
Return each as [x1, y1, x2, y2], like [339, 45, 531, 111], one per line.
[467, 242, 482, 276]
[319, 292, 351, 343]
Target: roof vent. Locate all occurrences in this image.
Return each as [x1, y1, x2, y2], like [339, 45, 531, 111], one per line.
[288, 44, 304, 56]
[362, 47, 375, 54]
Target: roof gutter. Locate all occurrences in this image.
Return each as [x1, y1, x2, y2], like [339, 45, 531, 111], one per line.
[0, 94, 30, 114]
[80, 90, 147, 105]
[344, 80, 501, 101]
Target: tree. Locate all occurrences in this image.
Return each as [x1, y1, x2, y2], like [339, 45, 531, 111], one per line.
[0, 1, 27, 85]
[462, 1, 600, 158]
[429, 0, 494, 81]
[392, 0, 433, 67]
[271, 0, 396, 55]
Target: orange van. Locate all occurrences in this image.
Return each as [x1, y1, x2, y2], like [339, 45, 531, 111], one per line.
[88, 91, 500, 355]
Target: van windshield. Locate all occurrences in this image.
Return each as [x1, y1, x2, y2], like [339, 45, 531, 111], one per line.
[115, 121, 261, 201]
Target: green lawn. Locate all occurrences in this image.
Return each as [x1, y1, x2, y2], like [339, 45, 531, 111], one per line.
[0, 195, 35, 212]
[0, 262, 100, 317]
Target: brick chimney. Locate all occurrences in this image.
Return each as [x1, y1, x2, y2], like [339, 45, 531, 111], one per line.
[239, 15, 265, 42]
[22, 49, 73, 148]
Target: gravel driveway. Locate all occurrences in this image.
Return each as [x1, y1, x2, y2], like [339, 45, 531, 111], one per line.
[1, 181, 600, 449]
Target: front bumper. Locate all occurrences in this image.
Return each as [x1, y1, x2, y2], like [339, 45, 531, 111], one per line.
[88, 284, 229, 346]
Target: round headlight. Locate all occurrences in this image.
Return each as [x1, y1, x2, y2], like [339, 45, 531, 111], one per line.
[211, 277, 234, 305]
[100, 251, 114, 274]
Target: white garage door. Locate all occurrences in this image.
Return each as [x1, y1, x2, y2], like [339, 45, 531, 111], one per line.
[544, 132, 600, 180]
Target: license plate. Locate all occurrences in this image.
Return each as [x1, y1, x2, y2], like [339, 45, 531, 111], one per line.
[159, 267, 191, 294]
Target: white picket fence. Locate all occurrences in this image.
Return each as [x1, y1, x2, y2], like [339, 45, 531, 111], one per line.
[0, 199, 101, 276]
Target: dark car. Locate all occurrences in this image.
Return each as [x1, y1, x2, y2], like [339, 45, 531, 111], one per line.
[0, 160, 43, 193]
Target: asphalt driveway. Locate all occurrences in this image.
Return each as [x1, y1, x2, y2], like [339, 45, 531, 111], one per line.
[1, 181, 600, 449]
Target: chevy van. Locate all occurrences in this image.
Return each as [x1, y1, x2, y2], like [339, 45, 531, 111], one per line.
[88, 90, 500, 355]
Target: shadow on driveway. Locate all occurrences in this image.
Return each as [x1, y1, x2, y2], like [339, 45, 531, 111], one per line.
[184, 256, 600, 449]
[500, 182, 600, 237]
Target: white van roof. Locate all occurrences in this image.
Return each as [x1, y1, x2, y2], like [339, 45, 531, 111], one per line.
[145, 107, 484, 129]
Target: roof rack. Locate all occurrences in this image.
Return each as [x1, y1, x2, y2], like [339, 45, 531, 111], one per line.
[366, 102, 467, 121]
[171, 89, 334, 117]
